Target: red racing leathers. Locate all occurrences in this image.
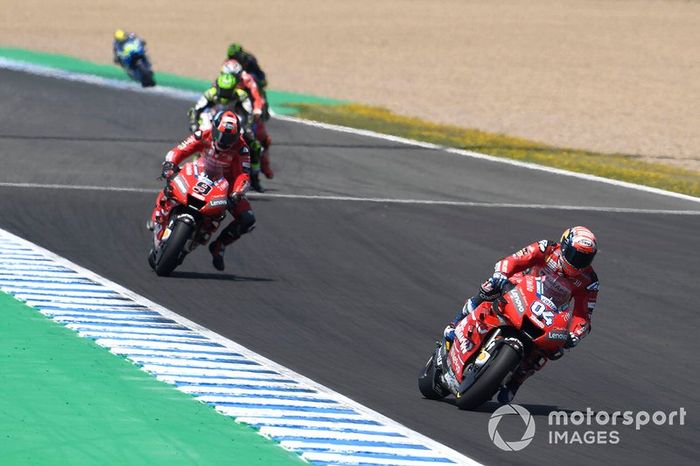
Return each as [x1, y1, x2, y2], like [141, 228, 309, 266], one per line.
[151, 128, 254, 244]
[493, 239, 598, 339]
[221, 59, 265, 114]
[222, 59, 273, 178]
[468, 239, 599, 387]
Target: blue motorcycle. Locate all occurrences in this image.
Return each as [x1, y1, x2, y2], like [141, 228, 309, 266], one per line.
[115, 37, 155, 87]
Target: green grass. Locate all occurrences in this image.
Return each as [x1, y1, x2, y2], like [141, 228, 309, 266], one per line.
[288, 103, 700, 198]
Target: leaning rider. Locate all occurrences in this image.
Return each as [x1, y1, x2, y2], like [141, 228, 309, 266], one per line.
[112, 29, 144, 66]
[444, 226, 599, 403]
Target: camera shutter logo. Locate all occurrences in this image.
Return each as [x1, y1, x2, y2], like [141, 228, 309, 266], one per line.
[488, 404, 536, 451]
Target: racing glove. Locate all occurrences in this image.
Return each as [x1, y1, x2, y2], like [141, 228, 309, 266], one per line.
[161, 161, 177, 179]
[564, 333, 580, 349]
[478, 272, 509, 301]
[443, 323, 456, 344]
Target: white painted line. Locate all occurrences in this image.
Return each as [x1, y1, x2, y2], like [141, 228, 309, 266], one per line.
[41, 311, 159, 321]
[259, 427, 423, 445]
[274, 114, 700, 205]
[0, 281, 114, 291]
[215, 406, 368, 421]
[96, 339, 251, 354]
[155, 376, 299, 387]
[129, 357, 263, 371]
[0, 181, 154, 193]
[55, 317, 182, 328]
[79, 332, 207, 343]
[280, 441, 436, 456]
[110, 348, 244, 361]
[139, 366, 282, 378]
[196, 395, 340, 410]
[0, 227, 478, 465]
[0, 57, 199, 101]
[2, 56, 698, 209]
[237, 416, 400, 433]
[25, 301, 148, 311]
[17, 295, 137, 305]
[177, 386, 332, 399]
[0, 181, 697, 215]
[299, 452, 451, 466]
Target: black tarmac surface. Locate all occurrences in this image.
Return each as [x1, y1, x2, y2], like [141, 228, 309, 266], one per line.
[0, 69, 698, 465]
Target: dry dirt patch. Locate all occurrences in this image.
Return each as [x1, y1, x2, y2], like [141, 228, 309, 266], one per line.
[1, 0, 698, 169]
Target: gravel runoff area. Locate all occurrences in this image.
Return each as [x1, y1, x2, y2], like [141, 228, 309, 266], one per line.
[1, 0, 698, 170]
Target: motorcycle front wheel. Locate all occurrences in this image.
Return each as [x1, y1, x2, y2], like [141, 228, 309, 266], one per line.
[418, 350, 447, 400]
[455, 343, 521, 410]
[153, 220, 193, 276]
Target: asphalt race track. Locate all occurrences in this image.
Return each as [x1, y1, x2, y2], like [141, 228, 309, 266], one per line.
[1, 69, 698, 465]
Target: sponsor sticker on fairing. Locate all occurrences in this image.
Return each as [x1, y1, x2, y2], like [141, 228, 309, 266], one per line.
[174, 177, 187, 194]
[509, 289, 526, 315]
[548, 331, 568, 341]
[539, 295, 556, 310]
[209, 198, 228, 207]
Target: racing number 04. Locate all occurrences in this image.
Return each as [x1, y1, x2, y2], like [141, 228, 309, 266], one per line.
[530, 301, 554, 325]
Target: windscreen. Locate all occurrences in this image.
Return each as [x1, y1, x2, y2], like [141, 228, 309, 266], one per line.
[536, 274, 573, 313]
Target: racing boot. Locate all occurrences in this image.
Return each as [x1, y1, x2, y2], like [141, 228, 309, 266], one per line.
[497, 379, 521, 404]
[261, 151, 274, 179]
[250, 173, 265, 193]
[208, 240, 226, 271]
[208, 212, 255, 271]
[497, 355, 544, 404]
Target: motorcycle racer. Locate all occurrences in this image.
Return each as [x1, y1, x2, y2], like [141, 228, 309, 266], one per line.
[151, 111, 255, 271]
[112, 29, 154, 87]
[189, 72, 271, 191]
[219, 60, 274, 180]
[113, 29, 143, 64]
[226, 43, 267, 90]
[444, 226, 599, 403]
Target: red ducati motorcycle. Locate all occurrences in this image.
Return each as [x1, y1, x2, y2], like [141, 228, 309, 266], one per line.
[148, 158, 246, 276]
[419, 275, 572, 409]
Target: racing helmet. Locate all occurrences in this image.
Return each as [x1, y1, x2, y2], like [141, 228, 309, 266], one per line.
[227, 43, 243, 59]
[559, 226, 597, 276]
[114, 29, 127, 42]
[221, 59, 243, 77]
[215, 73, 238, 103]
[211, 111, 241, 151]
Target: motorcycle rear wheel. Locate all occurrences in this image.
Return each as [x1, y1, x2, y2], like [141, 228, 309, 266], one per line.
[455, 343, 521, 410]
[153, 220, 193, 276]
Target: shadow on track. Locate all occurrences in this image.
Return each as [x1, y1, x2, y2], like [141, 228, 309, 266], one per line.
[168, 271, 274, 282]
[424, 398, 572, 417]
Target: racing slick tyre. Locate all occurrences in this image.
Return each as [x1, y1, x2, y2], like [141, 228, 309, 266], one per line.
[455, 343, 521, 410]
[153, 220, 192, 276]
[137, 61, 155, 87]
[418, 352, 447, 400]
